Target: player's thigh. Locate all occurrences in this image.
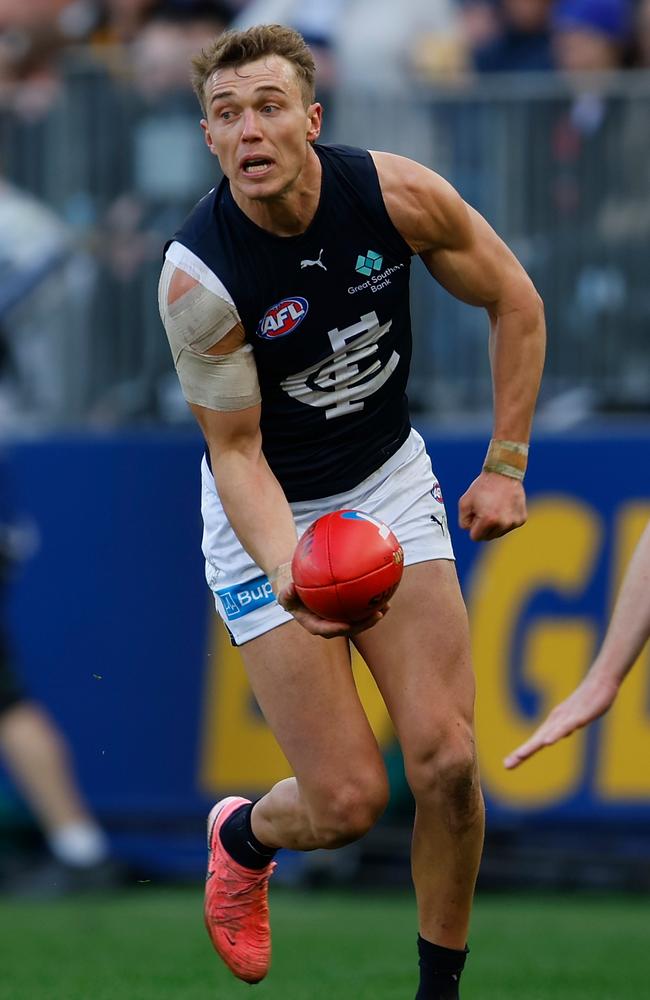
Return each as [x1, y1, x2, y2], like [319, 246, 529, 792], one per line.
[240, 620, 387, 796]
[352, 560, 476, 771]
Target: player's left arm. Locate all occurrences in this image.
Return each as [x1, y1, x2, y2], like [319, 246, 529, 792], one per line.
[372, 150, 546, 542]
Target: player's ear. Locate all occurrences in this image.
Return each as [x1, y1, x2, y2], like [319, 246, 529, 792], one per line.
[201, 119, 218, 156]
[306, 103, 322, 143]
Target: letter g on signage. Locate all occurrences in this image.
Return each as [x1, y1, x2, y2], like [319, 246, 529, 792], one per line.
[469, 497, 601, 808]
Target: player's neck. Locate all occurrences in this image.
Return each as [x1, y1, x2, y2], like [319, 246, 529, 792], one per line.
[231, 146, 322, 237]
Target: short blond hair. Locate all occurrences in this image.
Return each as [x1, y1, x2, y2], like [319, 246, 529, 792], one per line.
[191, 24, 316, 116]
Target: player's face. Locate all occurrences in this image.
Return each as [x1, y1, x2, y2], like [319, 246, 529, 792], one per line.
[201, 56, 322, 201]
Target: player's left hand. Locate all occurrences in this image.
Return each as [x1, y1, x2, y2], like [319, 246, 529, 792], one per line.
[458, 470, 527, 542]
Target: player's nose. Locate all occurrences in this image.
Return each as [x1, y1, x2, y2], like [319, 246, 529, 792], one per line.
[240, 109, 264, 140]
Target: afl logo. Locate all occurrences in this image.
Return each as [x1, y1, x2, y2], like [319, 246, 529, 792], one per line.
[431, 483, 444, 504]
[257, 297, 308, 339]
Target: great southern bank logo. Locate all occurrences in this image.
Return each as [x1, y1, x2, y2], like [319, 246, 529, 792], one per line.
[257, 297, 308, 339]
[355, 250, 383, 277]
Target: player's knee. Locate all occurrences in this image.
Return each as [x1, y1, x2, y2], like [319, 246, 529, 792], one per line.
[405, 727, 481, 832]
[439, 744, 482, 833]
[309, 772, 389, 848]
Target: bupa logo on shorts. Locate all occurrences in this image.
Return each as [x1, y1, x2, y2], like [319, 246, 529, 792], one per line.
[216, 575, 275, 620]
[257, 297, 309, 339]
[355, 250, 383, 277]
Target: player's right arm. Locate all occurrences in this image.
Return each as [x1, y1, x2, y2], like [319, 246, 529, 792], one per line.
[504, 518, 650, 768]
[372, 151, 545, 544]
[159, 258, 376, 638]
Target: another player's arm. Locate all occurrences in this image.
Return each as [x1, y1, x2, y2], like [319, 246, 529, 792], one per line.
[505, 519, 650, 768]
[373, 151, 546, 542]
[159, 262, 379, 637]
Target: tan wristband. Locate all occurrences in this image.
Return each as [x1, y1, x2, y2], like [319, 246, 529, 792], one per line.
[268, 561, 292, 585]
[483, 439, 529, 481]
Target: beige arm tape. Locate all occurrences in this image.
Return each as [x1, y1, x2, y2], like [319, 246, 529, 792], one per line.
[158, 256, 261, 411]
[483, 439, 529, 481]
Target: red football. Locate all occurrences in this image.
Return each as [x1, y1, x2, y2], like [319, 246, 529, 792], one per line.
[291, 509, 404, 622]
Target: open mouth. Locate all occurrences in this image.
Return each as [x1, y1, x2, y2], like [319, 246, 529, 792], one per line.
[242, 158, 273, 175]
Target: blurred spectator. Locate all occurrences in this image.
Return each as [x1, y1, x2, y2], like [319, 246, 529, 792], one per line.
[132, 1, 231, 101]
[473, 0, 554, 72]
[87, 2, 232, 79]
[232, 0, 462, 92]
[231, 0, 462, 170]
[0, 0, 69, 33]
[597, 0, 650, 240]
[0, 174, 95, 421]
[231, 0, 347, 89]
[0, 460, 119, 896]
[89, 0, 157, 46]
[116, 1, 231, 218]
[632, 0, 650, 66]
[0, 2, 234, 426]
[457, 0, 502, 56]
[86, 2, 232, 422]
[113, 1, 231, 264]
[413, 2, 479, 81]
[529, 0, 643, 415]
[0, 2, 97, 111]
[541, 0, 631, 227]
[0, 5, 65, 120]
[551, 0, 631, 71]
[337, 0, 459, 92]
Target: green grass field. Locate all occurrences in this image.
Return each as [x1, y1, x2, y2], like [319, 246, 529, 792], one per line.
[0, 886, 646, 999]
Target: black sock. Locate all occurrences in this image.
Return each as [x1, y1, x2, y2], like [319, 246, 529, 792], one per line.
[415, 936, 468, 1000]
[219, 802, 277, 870]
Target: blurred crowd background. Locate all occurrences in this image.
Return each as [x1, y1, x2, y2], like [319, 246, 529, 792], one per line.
[0, 0, 648, 896]
[0, 0, 648, 427]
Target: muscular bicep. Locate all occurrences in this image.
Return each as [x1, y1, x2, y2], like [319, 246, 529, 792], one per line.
[158, 257, 261, 411]
[373, 150, 537, 318]
[421, 204, 536, 319]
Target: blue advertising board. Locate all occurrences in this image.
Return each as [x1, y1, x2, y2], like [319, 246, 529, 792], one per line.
[0, 425, 649, 873]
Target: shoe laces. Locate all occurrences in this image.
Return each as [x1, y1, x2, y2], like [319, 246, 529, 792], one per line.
[211, 861, 276, 933]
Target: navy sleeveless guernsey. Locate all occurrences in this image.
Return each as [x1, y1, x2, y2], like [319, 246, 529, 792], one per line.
[170, 144, 414, 502]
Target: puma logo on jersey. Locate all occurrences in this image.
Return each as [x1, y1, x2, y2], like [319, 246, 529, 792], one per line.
[300, 249, 326, 271]
[281, 311, 400, 420]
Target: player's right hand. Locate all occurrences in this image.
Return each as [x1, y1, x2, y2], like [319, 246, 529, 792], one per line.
[503, 670, 620, 769]
[272, 569, 387, 638]
[459, 470, 527, 542]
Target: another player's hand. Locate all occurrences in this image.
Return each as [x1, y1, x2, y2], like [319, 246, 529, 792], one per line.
[458, 470, 527, 542]
[503, 671, 620, 769]
[271, 563, 387, 638]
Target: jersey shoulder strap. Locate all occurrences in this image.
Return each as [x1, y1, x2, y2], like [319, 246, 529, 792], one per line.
[314, 144, 412, 259]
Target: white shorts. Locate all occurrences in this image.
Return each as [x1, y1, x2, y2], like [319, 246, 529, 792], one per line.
[201, 428, 455, 645]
